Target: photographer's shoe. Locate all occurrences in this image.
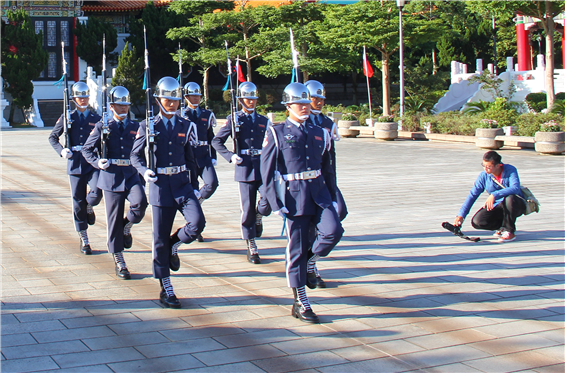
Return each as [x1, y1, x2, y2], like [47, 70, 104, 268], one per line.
[498, 232, 516, 243]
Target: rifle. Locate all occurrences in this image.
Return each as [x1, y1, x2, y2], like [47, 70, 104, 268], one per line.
[290, 28, 300, 83]
[178, 43, 185, 113]
[224, 40, 239, 155]
[143, 26, 156, 172]
[61, 41, 72, 149]
[100, 34, 109, 159]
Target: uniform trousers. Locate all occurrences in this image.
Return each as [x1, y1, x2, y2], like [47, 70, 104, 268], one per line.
[197, 164, 219, 200]
[285, 205, 343, 288]
[151, 196, 205, 279]
[69, 170, 103, 231]
[238, 180, 272, 239]
[471, 195, 526, 233]
[335, 187, 348, 221]
[103, 184, 148, 254]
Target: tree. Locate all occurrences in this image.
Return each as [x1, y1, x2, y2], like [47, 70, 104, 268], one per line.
[73, 17, 118, 74]
[466, 1, 565, 109]
[1, 8, 48, 123]
[112, 42, 144, 116]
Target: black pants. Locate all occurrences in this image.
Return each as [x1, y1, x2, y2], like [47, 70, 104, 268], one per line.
[471, 195, 525, 233]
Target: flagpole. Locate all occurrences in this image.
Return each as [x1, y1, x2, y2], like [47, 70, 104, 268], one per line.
[364, 46, 373, 126]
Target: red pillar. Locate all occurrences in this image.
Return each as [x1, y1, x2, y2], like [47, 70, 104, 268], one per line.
[516, 15, 531, 71]
[73, 17, 79, 82]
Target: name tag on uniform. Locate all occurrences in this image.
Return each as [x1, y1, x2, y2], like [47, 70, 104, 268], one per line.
[178, 133, 186, 137]
[258, 124, 265, 128]
[201, 118, 207, 121]
[315, 136, 323, 141]
[89, 122, 96, 126]
[130, 130, 137, 135]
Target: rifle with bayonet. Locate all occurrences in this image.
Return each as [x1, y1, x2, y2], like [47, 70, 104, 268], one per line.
[178, 43, 185, 113]
[143, 26, 156, 172]
[61, 41, 72, 149]
[290, 28, 300, 83]
[100, 34, 110, 159]
[224, 40, 239, 155]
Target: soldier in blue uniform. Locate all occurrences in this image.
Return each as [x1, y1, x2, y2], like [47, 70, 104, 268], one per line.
[304, 80, 348, 288]
[212, 82, 272, 264]
[260, 82, 344, 323]
[82, 87, 148, 280]
[181, 82, 219, 242]
[49, 82, 103, 255]
[131, 77, 205, 308]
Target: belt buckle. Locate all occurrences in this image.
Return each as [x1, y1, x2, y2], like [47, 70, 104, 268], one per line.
[304, 170, 316, 179]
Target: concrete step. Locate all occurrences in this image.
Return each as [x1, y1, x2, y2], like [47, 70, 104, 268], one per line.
[38, 100, 63, 127]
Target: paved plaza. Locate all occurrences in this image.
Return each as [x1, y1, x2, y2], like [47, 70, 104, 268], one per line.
[1, 127, 564, 373]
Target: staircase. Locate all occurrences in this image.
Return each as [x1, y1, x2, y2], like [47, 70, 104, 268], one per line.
[38, 100, 63, 127]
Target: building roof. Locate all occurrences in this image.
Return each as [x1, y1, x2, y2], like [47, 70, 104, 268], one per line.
[82, 1, 171, 13]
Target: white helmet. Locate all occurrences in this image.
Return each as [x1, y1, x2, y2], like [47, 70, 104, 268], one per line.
[109, 86, 131, 105]
[236, 81, 258, 99]
[305, 80, 326, 99]
[281, 82, 311, 105]
[153, 77, 182, 101]
[71, 82, 90, 98]
[183, 82, 202, 96]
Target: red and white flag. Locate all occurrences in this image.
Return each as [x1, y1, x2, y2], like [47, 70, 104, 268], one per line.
[236, 58, 246, 83]
[363, 46, 373, 78]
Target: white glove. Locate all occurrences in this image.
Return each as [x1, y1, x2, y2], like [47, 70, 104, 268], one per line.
[332, 201, 338, 211]
[61, 148, 73, 159]
[98, 158, 110, 170]
[274, 207, 289, 218]
[231, 154, 243, 165]
[144, 169, 158, 183]
[194, 189, 202, 200]
[211, 159, 218, 167]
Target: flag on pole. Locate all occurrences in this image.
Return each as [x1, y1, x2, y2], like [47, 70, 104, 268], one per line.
[236, 58, 246, 83]
[363, 46, 373, 78]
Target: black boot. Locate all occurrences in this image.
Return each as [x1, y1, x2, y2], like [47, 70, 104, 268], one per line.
[291, 288, 319, 323]
[306, 250, 317, 289]
[246, 238, 261, 264]
[123, 217, 133, 249]
[80, 241, 92, 255]
[197, 233, 204, 242]
[169, 230, 181, 271]
[255, 212, 263, 238]
[316, 275, 327, 288]
[86, 204, 96, 225]
[159, 279, 181, 309]
[115, 265, 131, 280]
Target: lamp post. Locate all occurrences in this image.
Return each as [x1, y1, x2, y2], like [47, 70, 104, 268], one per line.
[397, 0, 405, 127]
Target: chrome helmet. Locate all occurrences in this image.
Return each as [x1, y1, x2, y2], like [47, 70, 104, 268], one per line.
[109, 86, 131, 105]
[183, 82, 202, 96]
[153, 77, 182, 101]
[70, 82, 90, 98]
[236, 81, 258, 99]
[281, 82, 311, 105]
[305, 80, 326, 99]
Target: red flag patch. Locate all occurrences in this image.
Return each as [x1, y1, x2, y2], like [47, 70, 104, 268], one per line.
[178, 133, 186, 137]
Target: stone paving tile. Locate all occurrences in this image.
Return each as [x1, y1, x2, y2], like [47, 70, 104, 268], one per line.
[317, 356, 416, 373]
[329, 344, 389, 362]
[32, 325, 116, 343]
[81, 331, 170, 351]
[398, 344, 492, 369]
[0, 333, 37, 348]
[2, 340, 90, 359]
[108, 353, 205, 373]
[42, 365, 116, 372]
[213, 328, 301, 348]
[470, 334, 561, 356]
[192, 344, 287, 366]
[252, 350, 349, 373]
[174, 361, 265, 373]
[51, 347, 145, 368]
[1, 320, 67, 335]
[464, 350, 563, 372]
[423, 362, 485, 372]
[0, 356, 59, 373]
[532, 363, 565, 373]
[107, 318, 192, 335]
[135, 337, 226, 358]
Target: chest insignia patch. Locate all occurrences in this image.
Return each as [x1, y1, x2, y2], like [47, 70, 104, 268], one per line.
[89, 122, 96, 126]
[178, 133, 186, 137]
[258, 124, 265, 128]
[315, 135, 323, 141]
[284, 133, 295, 143]
[130, 130, 137, 135]
[201, 118, 207, 121]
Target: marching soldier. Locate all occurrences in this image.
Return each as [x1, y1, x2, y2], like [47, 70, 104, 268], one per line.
[48, 82, 103, 255]
[304, 80, 348, 288]
[82, 86, 148, 279]
[131, 77, 205, 308]
[181, 82, 219, 242]
[260, 82, 343, 323]
[212, 81, 272, 264]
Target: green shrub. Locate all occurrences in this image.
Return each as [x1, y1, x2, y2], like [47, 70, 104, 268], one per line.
[420, 112, 481, 135]
[402, 112, 426, 132]
[525, 92, 548, 112]
[476, 98, 518, 127]
[550, 100, 565, 116]
[341, 113, 357, 121]
[515, 113, 563, 136]
[555, 92, 565, 100]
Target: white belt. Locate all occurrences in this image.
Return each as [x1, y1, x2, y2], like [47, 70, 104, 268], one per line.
[196, 141, 208, 146]
[240, 149, 262, 156]
[109, 159, 131, 166]
[156, 164, 187, 175]
[282, 169, 321, 181]
[71, 145, 83, 151]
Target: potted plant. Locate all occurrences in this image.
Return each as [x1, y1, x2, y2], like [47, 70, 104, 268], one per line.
[475, 119, 504, 150]
[374, 114, 397, 141]
[535, 120, 565, 155]
[337, 113, 359, 138]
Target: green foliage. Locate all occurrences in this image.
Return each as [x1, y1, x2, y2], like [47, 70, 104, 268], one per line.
[402, 112, 428, 132]
[112, 42, 144, 115]
[420, 112, 481, 135]
[462, 100, 491, 114]
[74, 17, 118, 75]
[477, 98, 518, 127]
[515, 113, 563, 136]
[468, 70, 515, 101]
[539, 120, 562, 132]
[525, 92, 547, 112]
[1, 8, 48, 122]
[341, 113, 357, 121]
[550, 100, 565, 116]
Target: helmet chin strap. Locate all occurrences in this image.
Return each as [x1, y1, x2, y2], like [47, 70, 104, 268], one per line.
[73, 99, 88, 109]
[239, 99, 255, 113]
[110, 106, 128, 120]
[186, 101, 199, 109]
[156, 99, 178, 115]
[287, 106, 309, 121]
[311, 109, 321, 115]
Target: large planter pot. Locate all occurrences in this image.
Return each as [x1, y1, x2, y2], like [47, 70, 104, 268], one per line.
[337, 120, 359, 138]
[535, 131, 565, 155]
[475, 128, 504, 149]
[374, 122, 398, 141]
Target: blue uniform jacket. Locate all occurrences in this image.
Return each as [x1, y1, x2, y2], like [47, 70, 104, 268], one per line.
[212, 110, 269, 182]
[260, 119, 337, 217]
[182, 107, 217, 168]
[49, 110, 101, 175]
[131, 115, 199, 207]
[82, 118, 143, 192]
[308, 113, 337, 174]
[458, 164, 524, 218]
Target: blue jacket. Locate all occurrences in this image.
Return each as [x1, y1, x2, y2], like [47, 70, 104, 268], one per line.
[49, 109, 101, 175]
[307, 113, 337, 174]
[131, 115, 199, 207]
[181, 107, 217, 168]
[458, 164, 523, 218]
[260, 118, 336, 217]
[82, 118, 143, 192]
[212, 110, 269, 182]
